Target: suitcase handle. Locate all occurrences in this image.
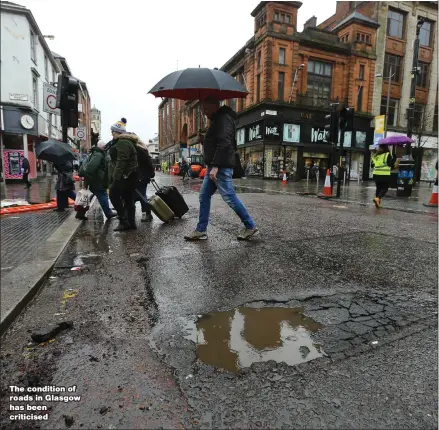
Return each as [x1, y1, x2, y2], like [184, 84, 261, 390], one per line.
[150, 179, 162, 192]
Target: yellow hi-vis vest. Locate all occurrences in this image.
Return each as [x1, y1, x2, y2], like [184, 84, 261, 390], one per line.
[372, 152, 391, 176]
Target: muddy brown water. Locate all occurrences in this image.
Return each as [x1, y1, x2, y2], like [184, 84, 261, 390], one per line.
[184, 307, 325, 373]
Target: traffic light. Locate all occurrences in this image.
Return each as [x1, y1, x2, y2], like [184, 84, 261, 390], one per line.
[339, 107, 355, 131]
[56, 72, 79, 128]
[324, 111, 339, 144]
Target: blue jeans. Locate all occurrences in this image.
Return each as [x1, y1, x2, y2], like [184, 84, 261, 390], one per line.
[196, 167, 256, 232]
[91, 188, 113, 217]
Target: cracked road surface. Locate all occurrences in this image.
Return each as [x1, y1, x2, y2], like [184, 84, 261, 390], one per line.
[0, 179, 437, 429]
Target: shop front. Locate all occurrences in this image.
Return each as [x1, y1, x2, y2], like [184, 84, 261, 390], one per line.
[1, 106, 39, 181]
[234, 103, 372, 181]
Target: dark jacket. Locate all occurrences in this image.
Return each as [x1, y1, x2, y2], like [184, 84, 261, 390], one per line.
[22, 157, 30, 173]
[108, 134, 138, 184]
[54, 161, 75, 191]
[203, 106, 236, 168]
[84, 147, 108, 190]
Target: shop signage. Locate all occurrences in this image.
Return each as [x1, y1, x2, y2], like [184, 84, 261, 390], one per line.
[356, 131, 366, 148]
[9, 93, 28, 101]
[247, 122, 263, 142]
[264, 119, 282, 141]
[310, 127, 328, 143]
[300, 113, 312, 120]
[266, 110, 277, 116]
[236, 128, 245, 146]
[283, 124, 300, 143]
[265, 125, 280, 137]
[373, 115, 385, 145]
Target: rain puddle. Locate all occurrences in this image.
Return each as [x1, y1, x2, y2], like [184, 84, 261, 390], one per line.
[184, 307, 324, 373]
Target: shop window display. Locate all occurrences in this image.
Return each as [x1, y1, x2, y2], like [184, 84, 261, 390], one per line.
[264, 147, 283, 178]
[245, 149, 264, 177]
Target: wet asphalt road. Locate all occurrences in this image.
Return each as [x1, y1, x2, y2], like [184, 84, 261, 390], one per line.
[0, 174, 437, 429]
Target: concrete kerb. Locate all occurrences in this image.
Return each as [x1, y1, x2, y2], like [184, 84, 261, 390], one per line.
[0, 198, 96, 337]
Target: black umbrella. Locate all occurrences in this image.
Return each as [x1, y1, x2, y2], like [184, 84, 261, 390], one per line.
[36, 139, 78, 164]
[148, 68, 249, 101]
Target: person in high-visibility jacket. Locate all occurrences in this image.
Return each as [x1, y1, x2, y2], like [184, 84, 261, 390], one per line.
[371, 144, 395, 208]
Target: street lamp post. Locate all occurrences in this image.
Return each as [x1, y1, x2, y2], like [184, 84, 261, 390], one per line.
[375, 65, 395, 138]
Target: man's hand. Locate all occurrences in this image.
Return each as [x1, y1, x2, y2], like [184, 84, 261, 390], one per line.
[209, 167, 218, 181]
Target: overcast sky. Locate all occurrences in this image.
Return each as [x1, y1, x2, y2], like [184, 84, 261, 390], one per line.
[17, 0, 336, 142]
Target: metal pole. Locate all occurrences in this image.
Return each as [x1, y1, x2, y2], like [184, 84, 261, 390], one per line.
[62, 109, 68, 144]
[407, 18, 425, 146]
[0, 107, 5, 184]
[336, 131, 345, 198]
[384, 64, 392, 138]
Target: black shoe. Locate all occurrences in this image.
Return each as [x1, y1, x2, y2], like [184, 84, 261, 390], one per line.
[53, 208, 65, 212]
[114, 223, 131, 232]
[106, 211, 118, 219]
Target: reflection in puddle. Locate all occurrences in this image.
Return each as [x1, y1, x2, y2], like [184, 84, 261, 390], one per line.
[184, 307, 324, 373]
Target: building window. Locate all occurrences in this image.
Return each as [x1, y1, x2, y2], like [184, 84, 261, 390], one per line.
[414, 103, 425, 124]
[433, 105, 438, 132]
[230, 98, 237, 111]
[257, 51, 261, 69]
[257, 14, 266, 29]
[416, 62, 429, 88]
[278, 72, 285, 101]
[279, 48, 286, 65]
[307, 59, 332, 101]
[30, 30, 36, 63]
[44, 56, 49, 81]
[357, 86, 363, 112]
[359, 65, 365, 80]
[420, 20, 432, 47]
[380, 97, 399, 127]
[341, 33, 349, 43]
[384, 54, 402, 82]
[387, 9, 405, 39]
[274, 11, 291, 23]
[32, 74, 38, 108]
[256, 74, 261, 103]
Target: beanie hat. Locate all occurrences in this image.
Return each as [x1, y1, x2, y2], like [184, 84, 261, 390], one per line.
[97, 140, 106, 150]
[111, 117, 127, 134]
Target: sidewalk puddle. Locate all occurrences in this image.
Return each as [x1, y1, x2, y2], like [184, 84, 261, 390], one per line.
[184, 307, 324, 373]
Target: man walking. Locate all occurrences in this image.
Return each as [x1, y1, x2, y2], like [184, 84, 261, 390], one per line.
[22, 157, 31, 188]
[184, 98, 259, 241]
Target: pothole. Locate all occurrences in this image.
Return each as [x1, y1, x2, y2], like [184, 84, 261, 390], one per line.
[184, 307, 325, 373]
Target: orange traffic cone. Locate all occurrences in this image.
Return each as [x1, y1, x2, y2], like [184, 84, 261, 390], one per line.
[282, 170, 287, 186]
[319, 169, 333, 198]
[424, 176, 438, 207]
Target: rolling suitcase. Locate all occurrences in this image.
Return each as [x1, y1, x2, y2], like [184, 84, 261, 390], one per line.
[151, 179, 189, 219]
[135, 189, 174, 224]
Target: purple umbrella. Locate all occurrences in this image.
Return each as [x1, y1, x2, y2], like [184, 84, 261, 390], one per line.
[377, 135, 414, 146]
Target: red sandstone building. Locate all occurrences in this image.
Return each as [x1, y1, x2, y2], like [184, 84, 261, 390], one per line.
[158, 1, 436, 180]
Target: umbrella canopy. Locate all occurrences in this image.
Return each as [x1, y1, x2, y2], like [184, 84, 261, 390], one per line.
[377, 135, 414, 146]
[36, 139, 78, 164]
[148, 68, 249, 101]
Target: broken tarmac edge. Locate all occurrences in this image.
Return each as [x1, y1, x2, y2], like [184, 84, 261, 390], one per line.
[0, 200, 96, 338]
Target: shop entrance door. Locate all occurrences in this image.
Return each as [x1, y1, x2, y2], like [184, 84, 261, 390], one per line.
[303, 155, 330, 182]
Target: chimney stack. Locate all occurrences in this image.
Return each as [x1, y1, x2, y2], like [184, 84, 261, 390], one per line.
[304, 16, 317, 29]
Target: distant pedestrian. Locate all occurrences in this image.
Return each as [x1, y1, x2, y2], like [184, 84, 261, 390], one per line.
[22, 157, 31, 188]
[180, 159, 189, 181]
[107, 118, 139, 231]
[371, 144, 395, 208]
[54, 161, 76, 212]
[81, 140, 117, 219]
[184, 98, 259, 241]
